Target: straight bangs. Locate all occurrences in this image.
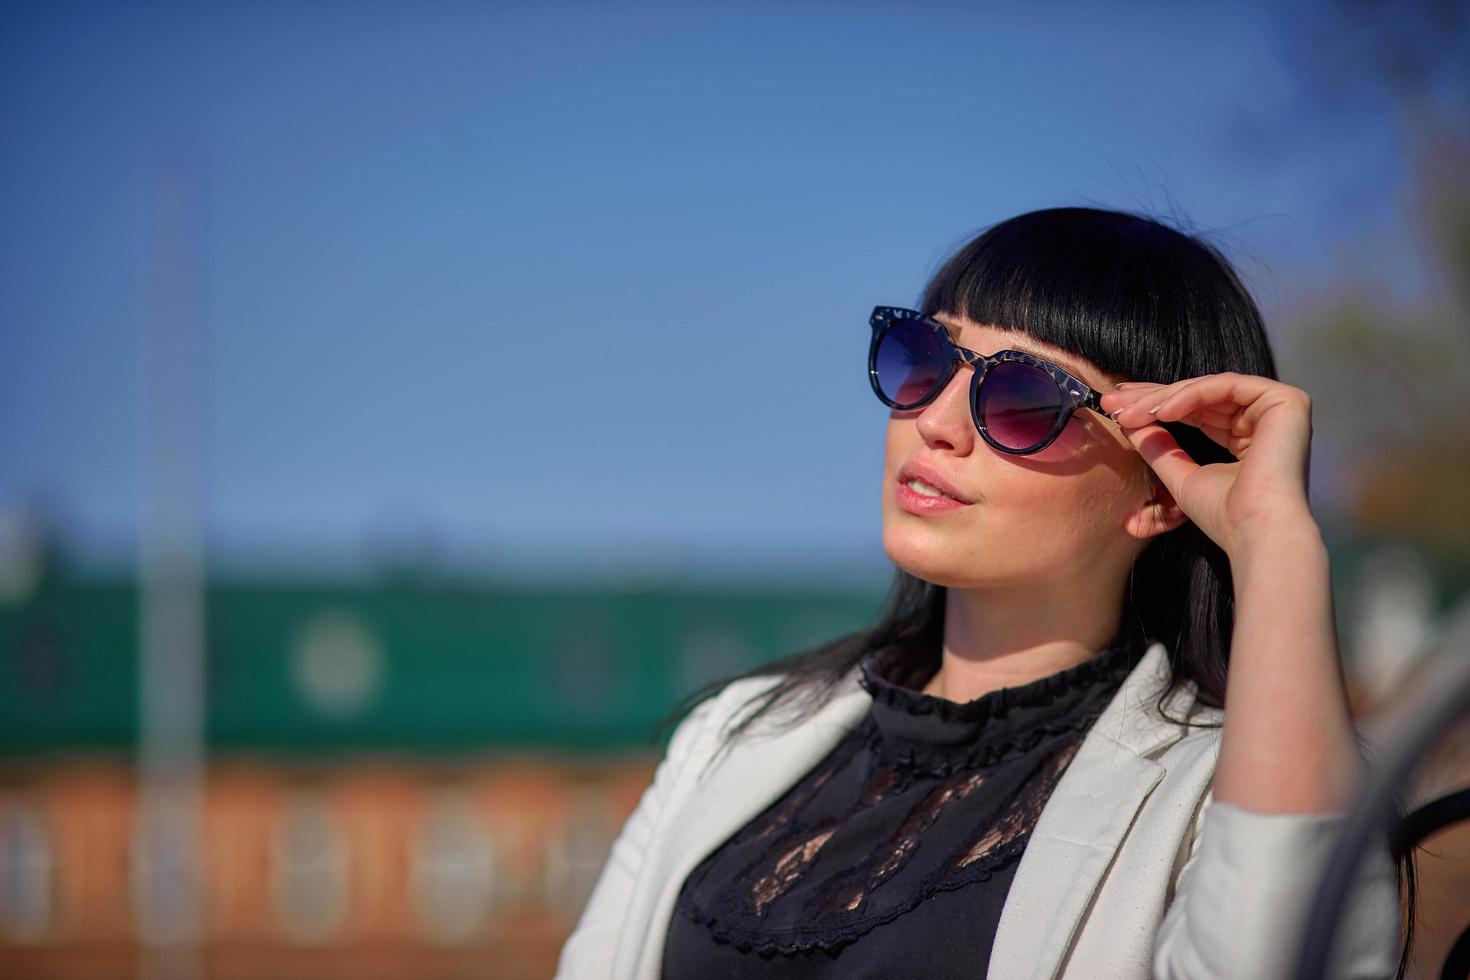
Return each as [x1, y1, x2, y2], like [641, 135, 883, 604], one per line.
[917, 207, 1280, 394]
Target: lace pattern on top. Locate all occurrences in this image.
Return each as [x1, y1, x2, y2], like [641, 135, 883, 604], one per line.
[671, 633, 1141, 956]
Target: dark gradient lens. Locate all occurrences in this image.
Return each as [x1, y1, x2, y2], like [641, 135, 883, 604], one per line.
[977, 360, 1066, 450]
[873, 317, 950, 406]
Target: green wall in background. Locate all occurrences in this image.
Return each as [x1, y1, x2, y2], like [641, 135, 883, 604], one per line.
[4, 530, 1466, 758]
[0, 576, 886, 756]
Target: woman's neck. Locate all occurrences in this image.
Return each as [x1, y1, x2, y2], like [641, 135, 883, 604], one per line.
[923, 582, 1127, 704]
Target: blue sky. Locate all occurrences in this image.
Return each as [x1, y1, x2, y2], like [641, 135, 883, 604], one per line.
[0, 1, 1421, 587]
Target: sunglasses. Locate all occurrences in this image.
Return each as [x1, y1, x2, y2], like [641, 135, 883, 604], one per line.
[868, 306, 1112, 456]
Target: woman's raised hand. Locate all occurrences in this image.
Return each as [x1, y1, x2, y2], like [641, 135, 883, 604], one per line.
[1098, 373, 1317, 559]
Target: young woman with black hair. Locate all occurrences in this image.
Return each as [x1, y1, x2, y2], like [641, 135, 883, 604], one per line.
[556, 206, 1416, 979]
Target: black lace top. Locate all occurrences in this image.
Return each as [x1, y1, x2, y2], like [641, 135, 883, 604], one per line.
[659, 631, 1145, 979]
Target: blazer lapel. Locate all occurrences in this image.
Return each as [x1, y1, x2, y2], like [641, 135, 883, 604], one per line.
[986, 641, 1195, 980]
[623, 679, 871, 979]
[669, 681, 872, 861]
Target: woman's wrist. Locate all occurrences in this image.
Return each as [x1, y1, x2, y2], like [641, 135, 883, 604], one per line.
[1226, 512, 1325, 573]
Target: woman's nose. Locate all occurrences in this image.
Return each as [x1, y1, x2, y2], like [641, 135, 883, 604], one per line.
[914, 364, 976, 451]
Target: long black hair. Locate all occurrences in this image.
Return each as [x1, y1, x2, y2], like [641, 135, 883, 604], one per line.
[654, 205, 1416, 977]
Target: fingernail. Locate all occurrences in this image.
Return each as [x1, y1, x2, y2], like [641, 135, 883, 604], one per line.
[1147, 404, 1161, 414]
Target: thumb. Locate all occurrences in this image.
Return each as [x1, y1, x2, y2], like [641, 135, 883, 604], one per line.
[1123, 421, 1198, 508]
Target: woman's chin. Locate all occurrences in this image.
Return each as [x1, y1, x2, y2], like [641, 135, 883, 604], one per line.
[883, 532, 973, 586]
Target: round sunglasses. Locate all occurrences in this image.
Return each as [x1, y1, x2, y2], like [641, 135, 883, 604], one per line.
[868, 306, 1112, 456]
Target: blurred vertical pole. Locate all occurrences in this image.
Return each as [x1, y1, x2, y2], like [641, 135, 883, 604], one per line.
[136, 147, 208, 980]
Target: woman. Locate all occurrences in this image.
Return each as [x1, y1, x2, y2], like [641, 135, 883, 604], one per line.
[556, 207, 1417, 979]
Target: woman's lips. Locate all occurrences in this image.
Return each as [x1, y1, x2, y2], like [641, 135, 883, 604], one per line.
[896, 480, 971, 514]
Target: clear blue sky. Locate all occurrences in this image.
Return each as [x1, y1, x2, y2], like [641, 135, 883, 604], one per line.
[0, 0, 1419, 587]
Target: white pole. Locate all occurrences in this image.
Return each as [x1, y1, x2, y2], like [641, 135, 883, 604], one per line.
[136, 147, 208, 980]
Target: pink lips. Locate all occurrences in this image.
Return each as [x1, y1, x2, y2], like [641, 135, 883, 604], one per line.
[897, 481, 969, 513]
[895, 460, 974, 515]
[896, 460, 973, 505]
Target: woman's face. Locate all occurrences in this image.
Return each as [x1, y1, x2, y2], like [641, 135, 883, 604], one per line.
[881, 310, 1153, 589]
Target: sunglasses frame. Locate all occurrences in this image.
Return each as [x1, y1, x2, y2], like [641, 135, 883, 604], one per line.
[869, 305, 1111, 456]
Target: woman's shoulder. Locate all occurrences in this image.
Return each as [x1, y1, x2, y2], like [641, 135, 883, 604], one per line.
[1149, 705, 1226, 777]
[664, 671, 791, 748]
[665, 665, 868, 773]
[693, 662, 864, 725]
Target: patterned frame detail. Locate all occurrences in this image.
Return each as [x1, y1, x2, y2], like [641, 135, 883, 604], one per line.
[868, 305, 1110, 456]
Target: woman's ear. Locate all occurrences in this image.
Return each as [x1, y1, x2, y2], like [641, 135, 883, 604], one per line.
[1123, 478, 1189, 540]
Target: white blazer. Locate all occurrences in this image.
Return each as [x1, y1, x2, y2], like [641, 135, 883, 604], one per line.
[556, 641, 1402, 979]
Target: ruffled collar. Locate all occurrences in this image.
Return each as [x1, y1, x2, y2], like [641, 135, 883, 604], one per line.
[855, 630, 1144, 772]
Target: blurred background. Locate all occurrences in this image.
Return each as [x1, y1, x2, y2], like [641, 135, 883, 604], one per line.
[1, 1, 1468, 977]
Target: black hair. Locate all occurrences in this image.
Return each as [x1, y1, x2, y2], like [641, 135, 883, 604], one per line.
[654, 205, 1416, 977]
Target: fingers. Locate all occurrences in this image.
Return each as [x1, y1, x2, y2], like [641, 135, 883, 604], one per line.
[1146, 375, 1278, 422]
[1121, 421, 1198, 498]
[1177, 407, 1240, 432]
[1101, 374, 1310, 478]
[1100, 374, 1295, 428]
[1100, 384, 1168, 425]
[1106, 396, 1236, 430]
